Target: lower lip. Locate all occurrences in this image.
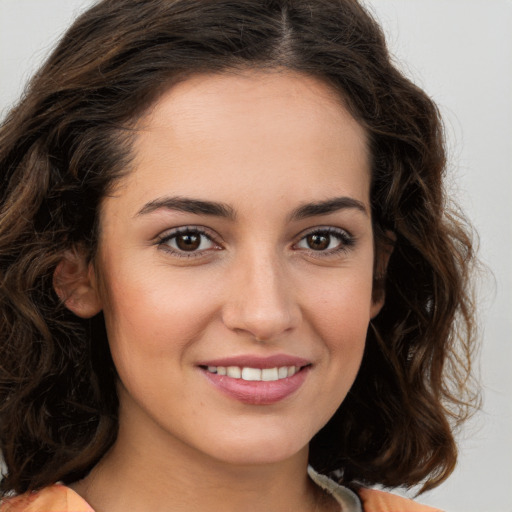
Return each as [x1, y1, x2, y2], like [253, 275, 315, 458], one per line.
[201, 367, 310, 405]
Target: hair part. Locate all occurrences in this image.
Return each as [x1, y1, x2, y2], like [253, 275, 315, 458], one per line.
[0, 0, 478, 495]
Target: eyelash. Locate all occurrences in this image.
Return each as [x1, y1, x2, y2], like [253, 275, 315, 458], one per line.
[156, 227, 220, 259]
[156, 226, 355, 259]
[294, 227, 355, 257]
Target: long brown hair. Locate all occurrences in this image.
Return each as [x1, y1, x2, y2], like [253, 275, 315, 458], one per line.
[0, 0, 478, 495]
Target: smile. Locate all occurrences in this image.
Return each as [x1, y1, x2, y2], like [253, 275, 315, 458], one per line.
[205, 365, 300, 381]
[199, 357, 311, 405]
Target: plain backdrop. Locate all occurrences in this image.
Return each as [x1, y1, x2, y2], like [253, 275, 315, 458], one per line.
[1, 1, 511, 511]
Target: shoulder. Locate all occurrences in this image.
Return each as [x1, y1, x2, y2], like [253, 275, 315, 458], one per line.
[308, 466, 442, 512]
[357, 487, 443, 512]
[0, 485, 94, 512]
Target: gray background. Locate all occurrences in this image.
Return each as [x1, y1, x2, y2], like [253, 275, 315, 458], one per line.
[1, 1, 511, 511]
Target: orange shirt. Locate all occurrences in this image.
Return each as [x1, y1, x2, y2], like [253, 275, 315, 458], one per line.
[1, 485, 93, 512]
[1, 484, 442, 512]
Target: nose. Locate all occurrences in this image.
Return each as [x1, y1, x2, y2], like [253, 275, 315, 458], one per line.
[221, 251, 301, 342]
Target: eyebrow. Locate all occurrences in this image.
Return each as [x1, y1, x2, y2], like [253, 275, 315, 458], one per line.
[136, 195, 368, 220]
[136, 196, 236, 219]
[289, 197, 368, 221]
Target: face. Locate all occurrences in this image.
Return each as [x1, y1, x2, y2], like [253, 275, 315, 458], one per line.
[90, 70, 383, 466]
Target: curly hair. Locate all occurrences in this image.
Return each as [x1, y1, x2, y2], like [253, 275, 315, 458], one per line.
[0, 0, 477, 496]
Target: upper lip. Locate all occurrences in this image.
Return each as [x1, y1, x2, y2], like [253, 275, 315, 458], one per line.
[197, 354, 311, 369]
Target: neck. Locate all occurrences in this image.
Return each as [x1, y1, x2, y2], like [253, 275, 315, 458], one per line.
[71, 405, 328, 512]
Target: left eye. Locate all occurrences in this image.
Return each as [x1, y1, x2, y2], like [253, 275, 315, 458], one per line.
[296, 229, 350, 252]
[161, 229, 216, 253]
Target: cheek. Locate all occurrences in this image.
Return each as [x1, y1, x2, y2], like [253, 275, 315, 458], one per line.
[99, 263, 217, 364]
[305, 268, 374, 338]
[302, 268, 373, 391]
[293, 275, 371, 435]
[98, 269, 212, 414]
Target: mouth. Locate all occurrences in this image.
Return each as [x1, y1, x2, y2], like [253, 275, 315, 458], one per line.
[200, 364, 304, 382]
[197, 356, 312, 405]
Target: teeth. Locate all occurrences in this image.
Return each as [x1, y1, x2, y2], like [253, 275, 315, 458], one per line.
[226, 366, 241, 378]
[261, 368, 278, 381]
[241, 367, 261, 381]
[206, 365, 300, 381]
[278, 366, 288, 379]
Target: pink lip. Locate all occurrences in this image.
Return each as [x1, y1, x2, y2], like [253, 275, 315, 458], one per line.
[198, 354, 311, 405]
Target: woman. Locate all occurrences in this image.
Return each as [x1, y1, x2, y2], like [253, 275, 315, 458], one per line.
[0, 1, 477, 511]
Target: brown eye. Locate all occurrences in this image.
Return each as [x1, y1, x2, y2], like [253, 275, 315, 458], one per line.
[175, 233, 201, 251]
[160, 229, 217, 255]
[306, 233, 330, 251]
[295, 228, 354, 254]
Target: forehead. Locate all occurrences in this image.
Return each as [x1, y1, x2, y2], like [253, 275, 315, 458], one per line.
[137, 69, 366, 151]
[110, 69, 370, 215]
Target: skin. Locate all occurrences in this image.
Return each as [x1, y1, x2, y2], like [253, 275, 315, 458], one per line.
[61, 69, 387, 512]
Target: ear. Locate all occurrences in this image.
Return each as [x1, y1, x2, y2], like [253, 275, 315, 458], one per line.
[370, 231, 395, 319]
[53, 249, 102, 318]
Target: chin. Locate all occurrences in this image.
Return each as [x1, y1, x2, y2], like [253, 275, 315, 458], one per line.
[199, 429, 311, 467]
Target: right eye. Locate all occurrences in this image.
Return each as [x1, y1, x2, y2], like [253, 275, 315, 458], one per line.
[157, 227, 220, 257]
